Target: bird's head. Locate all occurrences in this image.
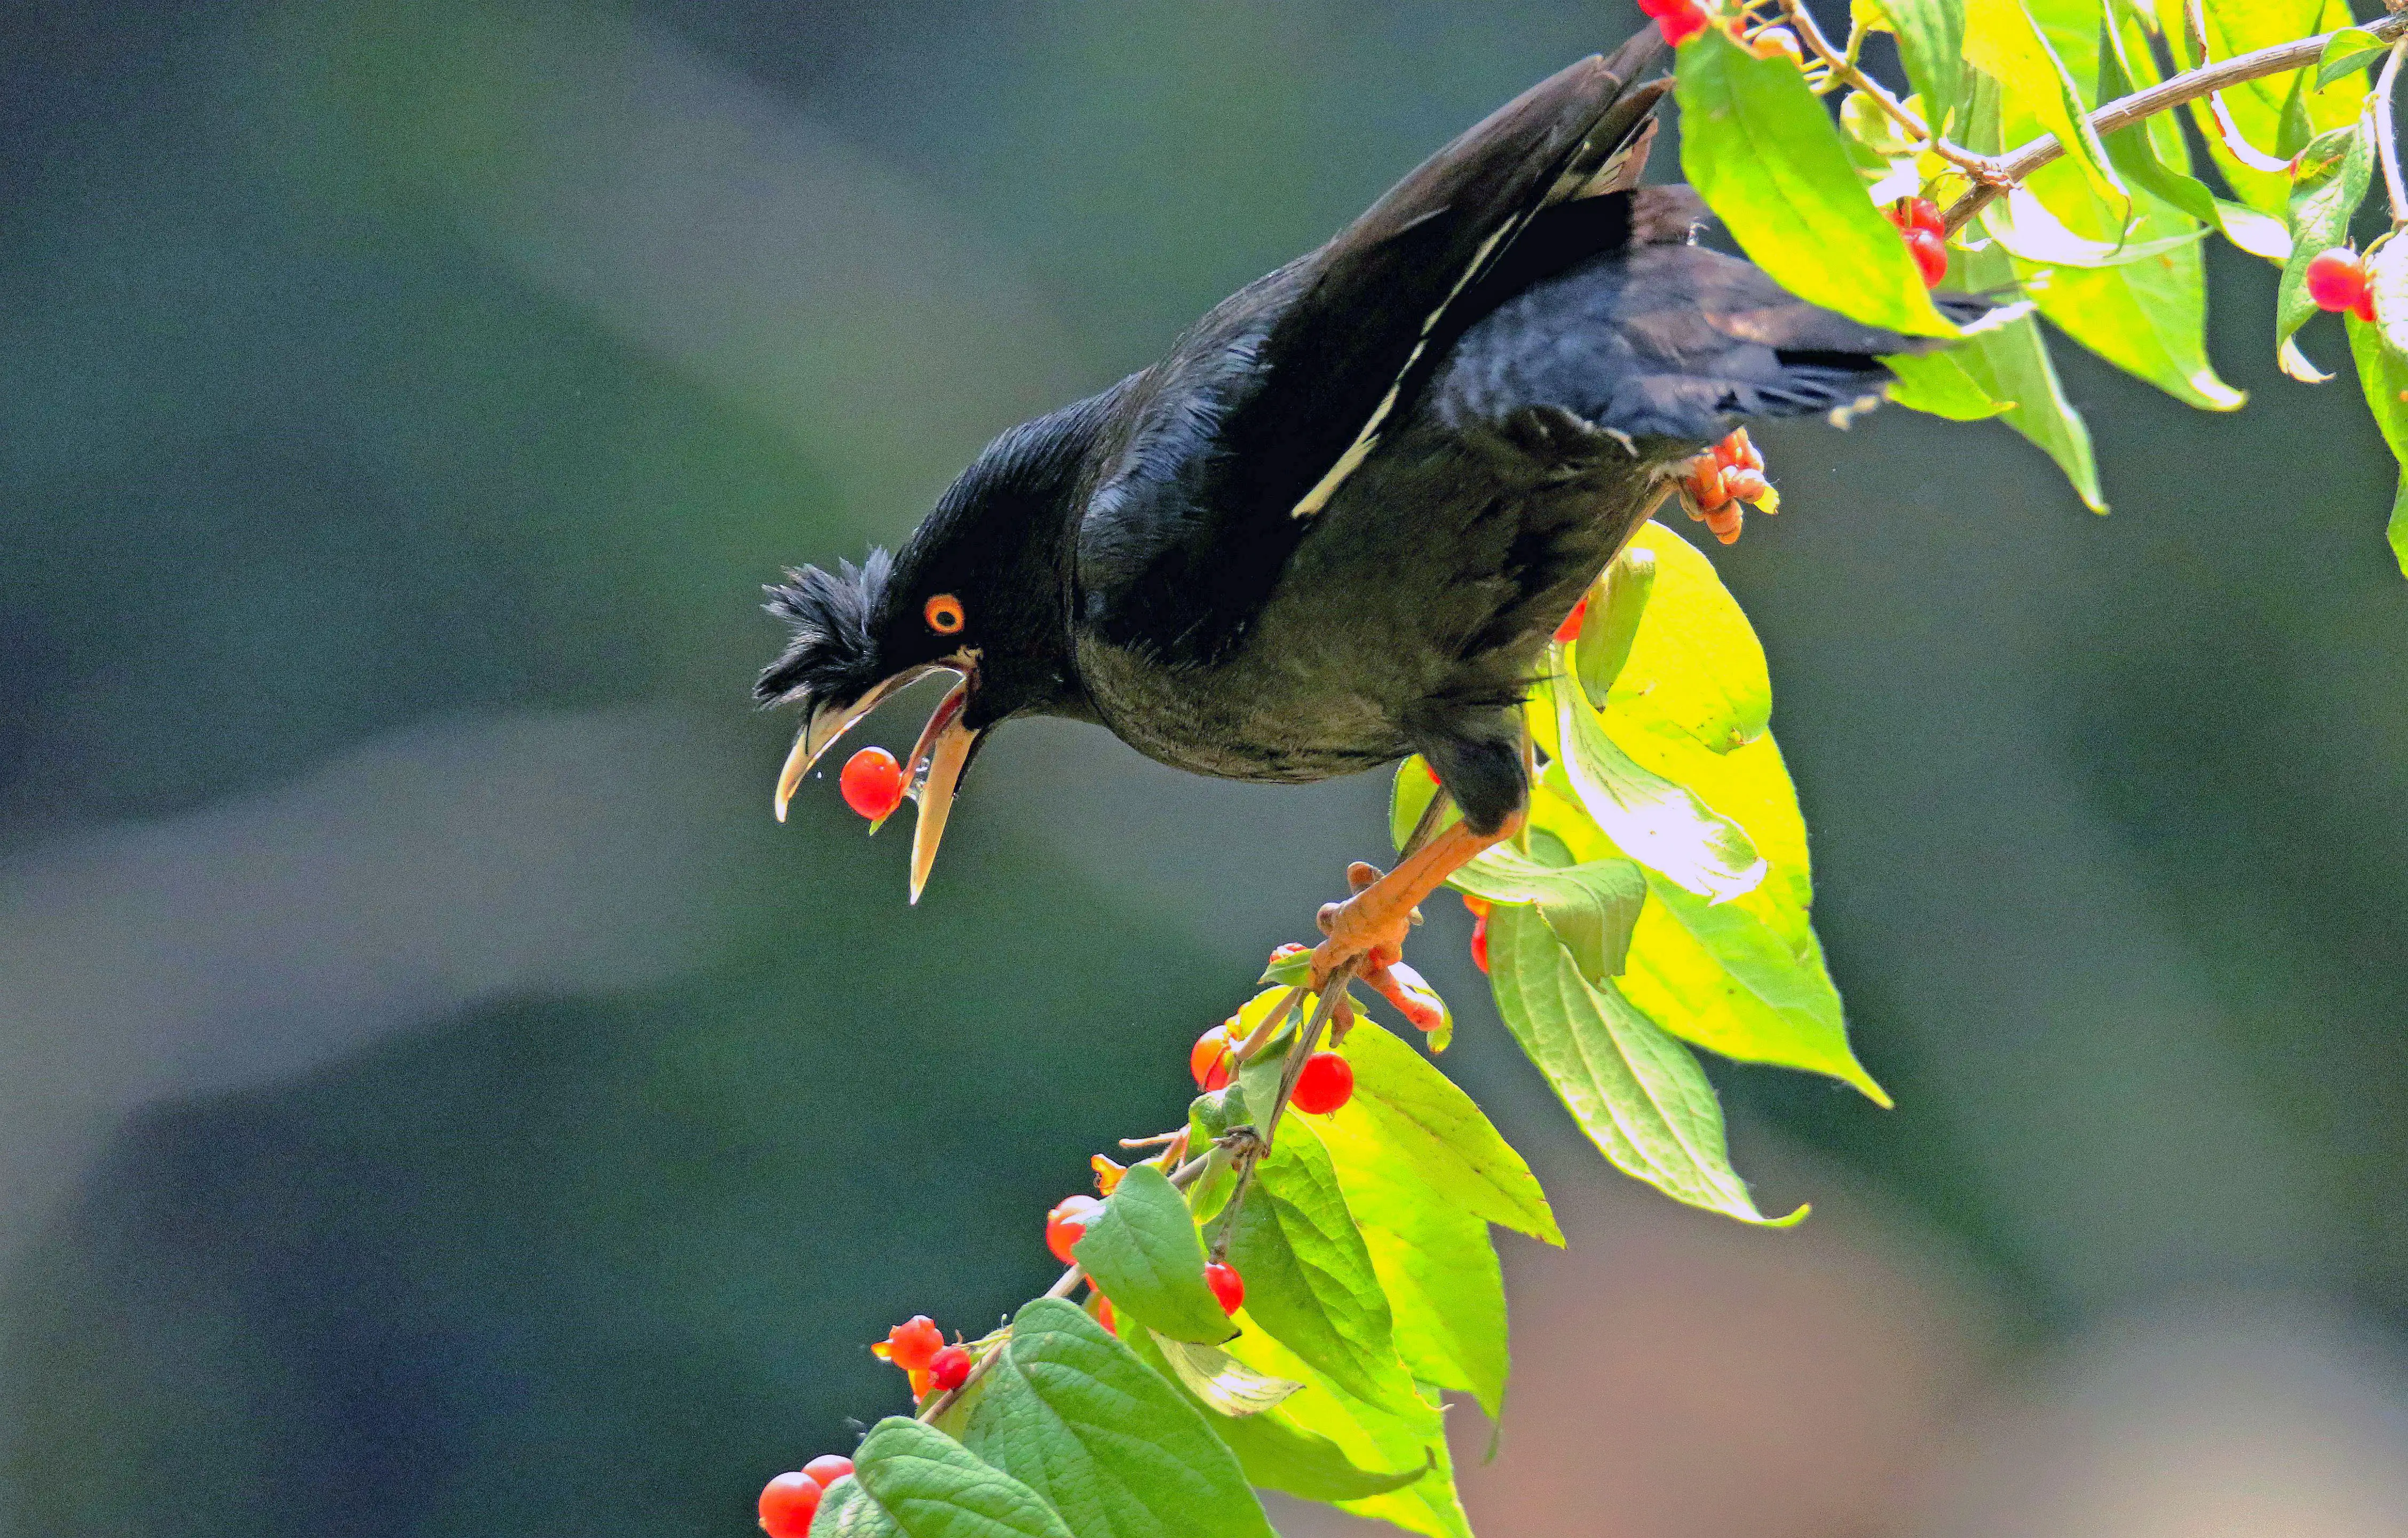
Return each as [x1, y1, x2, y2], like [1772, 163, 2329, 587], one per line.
[756, 400, 1105, 900]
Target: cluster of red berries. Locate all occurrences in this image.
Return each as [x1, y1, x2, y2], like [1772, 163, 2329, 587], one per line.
[758, 1454, 855, 1537]
[1882, 197, 1950, 289]
[870, 1313, 972, 1401]
[1636, 0, 1713, 46]
[838, 746, 906, 821]
[2306, 247, 2380, 322]
[1680, 427, 1776, 545]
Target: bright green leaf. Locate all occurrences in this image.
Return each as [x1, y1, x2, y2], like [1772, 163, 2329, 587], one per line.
[1600, 524, 1773, 754]
[1223, 1119, 1420, 1414]
[2172, 0, 2365, 214]
[2276, 110, 2374, 381]
[1965, 0, 2127, 207]
[1857, 0, 1966, 122]
[1313, 1019, 1559, 1243]
[1954, 236, 2108, 509]
[2098, 14, 2292, 263]
[1215, 1329, 1468, 1538]
[1123, 1330, 1429, 1505]
[1486, 905, 1803, 1226]
[1883, 349, 2014, 418]
[958, 1299, 1276, 1538]
[1622, 872, 1889, 1104]
[1147, 1332, 1302, 1417]
[818, 1417, 1076, 1538]
[1071, 1163, 1236, 1346]
[1572, 543, 1656, 708]
[1449, 839, 1644, 984]
[1978, 186, 2206, 269]
[1676, 28, 1956, 337]
[1551, 674, 1767, 903]
[2317, 25, 2389, 86]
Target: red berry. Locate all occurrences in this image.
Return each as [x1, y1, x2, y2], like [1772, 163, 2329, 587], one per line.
[1460, 892, 1491, 919]
[1290, 1052, 1354, 1115]
[1635, 0, 1675, 14]
[1885, 196, 1945, 236]
[803, 1455, 854, 1488]
[1205, 1260, 1245, 1314]
[1094, 1295, 1117, 1335]
[881, 1314, 944, 1373]
[2358, 289, 2379, 324]
[1904, 227, 1947, 288]
[1657, 1, 1711, 47]
[2307, 248, 2369, 312]
[1190, 1024, 1233, 1091]
[1047, 1195, 1103, 1263]
[1470, 913, 1490, 974]
[838, 746, 906, 820]
[759, 1472, 822, 1538]
[1554, 596, 1588, 643]
[928, 1345, 973, 1392]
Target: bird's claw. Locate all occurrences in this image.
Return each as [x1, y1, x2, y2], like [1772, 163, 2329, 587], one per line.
[1676, 429, 1778, 545]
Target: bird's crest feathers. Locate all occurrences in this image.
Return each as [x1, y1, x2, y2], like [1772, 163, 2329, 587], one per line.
[757, 551, 892, 706]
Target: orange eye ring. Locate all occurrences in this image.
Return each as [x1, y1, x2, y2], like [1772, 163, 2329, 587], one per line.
[923, 594, 965, 635]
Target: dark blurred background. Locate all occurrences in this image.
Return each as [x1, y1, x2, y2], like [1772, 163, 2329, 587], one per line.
[8, 2, 2408, 1534]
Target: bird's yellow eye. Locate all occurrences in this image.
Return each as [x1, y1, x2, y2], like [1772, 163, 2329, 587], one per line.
[924, 594, 965, 635]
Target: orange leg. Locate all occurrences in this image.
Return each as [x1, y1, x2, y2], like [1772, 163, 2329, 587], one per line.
[1310, 811, 1525, 991]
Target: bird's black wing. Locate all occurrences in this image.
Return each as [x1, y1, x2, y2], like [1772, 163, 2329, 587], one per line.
[1074, 31, 1673, 664]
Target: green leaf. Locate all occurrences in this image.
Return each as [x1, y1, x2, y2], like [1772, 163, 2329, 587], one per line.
[1071, 1163, 1236, 1346]
[1123, 1330, 1429, 1504]
[1312, 1019, 1559, 1243]
[1954, 236, 2108, 509]
[1598, 524, 1773, 754]
[2317, 25, 2389, 86]
[1550, 674, 1768, 903]
[814, 1417, 1076, 1538]
[1215, 1329, 1469, 1538]
[1883, 349, 2014, 419]
[1312, 1047, 1516, 1415]
[1450, 839, 1644, 984]
[2346, 314, 2408, 578]
[1486, 905, 1803, 1226]
[1223, 1118, 1420, 1415]
[1675, 27, 1956, 338]
[2097, 14, 2292, 263]
[1622, 871, 1889, 1103]
[2173, 0, 2366, 215]
[1965, 0, 2127, 208]
[1977, 187, 2206, 269]
[1857, 0, 1966, 123]
[1571, 543, 1656, 707]
[959, 1299, 1276, 1538]
[1147, 1332, 1302, 1416]
[2277, 112, 2375, 381]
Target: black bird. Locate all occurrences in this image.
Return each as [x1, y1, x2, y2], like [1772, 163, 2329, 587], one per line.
[758, 28, 1971, 981]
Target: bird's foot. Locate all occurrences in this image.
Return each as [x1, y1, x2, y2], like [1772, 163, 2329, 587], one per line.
[1675, 429, 1779, 545]
[1309, 815, 1518, 1029]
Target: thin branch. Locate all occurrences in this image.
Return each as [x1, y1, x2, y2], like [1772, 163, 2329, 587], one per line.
[1942, 13, 2408, 233]
[2380, 42, 2408, 226]
[1777, 0, 1992, 175]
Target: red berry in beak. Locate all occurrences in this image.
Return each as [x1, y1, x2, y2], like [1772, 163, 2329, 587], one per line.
[839, 746, 906, 820]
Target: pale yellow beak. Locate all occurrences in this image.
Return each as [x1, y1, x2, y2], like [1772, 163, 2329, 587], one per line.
[772, 665, 939, 822]
[902, 677, 979, 905]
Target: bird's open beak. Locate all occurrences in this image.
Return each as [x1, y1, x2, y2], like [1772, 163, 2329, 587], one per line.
[771, 656, 982, 904]
[899, 676, 978, 905]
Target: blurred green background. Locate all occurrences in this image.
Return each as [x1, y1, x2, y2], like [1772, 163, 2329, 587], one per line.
[8, 2, 2408, 1534]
